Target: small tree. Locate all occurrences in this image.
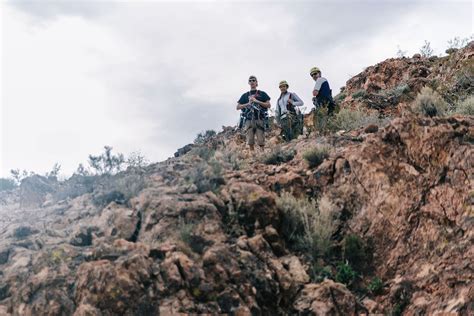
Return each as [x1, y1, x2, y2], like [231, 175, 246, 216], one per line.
[447, 35, 473, 49]
[127, 151, 149, 168]
[74, 163, 91, 176]
[88, 146, 125, 175]
[194, 130, 216, 144]
[45, 163, 61, 179]
[420, 40, 434, 57]
[10, 169, 33, 185]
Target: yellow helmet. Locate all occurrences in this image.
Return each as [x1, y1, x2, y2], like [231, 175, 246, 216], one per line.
[310, 67, 320, 76]
[279, 80, 289, 88]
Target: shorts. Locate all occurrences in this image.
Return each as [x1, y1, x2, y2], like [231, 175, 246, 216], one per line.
[244, 119, 265, 146]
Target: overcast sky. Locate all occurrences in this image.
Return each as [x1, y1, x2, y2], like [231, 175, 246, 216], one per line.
[1, 0, 472, 177]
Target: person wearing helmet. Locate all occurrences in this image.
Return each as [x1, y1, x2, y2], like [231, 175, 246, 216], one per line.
[310, 67, 335, 115]
[275, 80, 304, 141]
[236, 76, 271, 151]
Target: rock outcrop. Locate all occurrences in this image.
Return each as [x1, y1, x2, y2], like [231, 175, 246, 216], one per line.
[0, 43, 472, 315]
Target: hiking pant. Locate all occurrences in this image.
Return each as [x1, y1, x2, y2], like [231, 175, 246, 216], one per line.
[244, 119, 265, 146]
[280, 113, 300, 141]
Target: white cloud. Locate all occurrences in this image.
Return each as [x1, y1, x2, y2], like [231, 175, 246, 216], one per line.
[1, 0, 472, 177]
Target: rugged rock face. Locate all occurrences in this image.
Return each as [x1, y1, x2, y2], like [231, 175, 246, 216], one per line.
[0, 46, 472, 315]
[337, 41, 473, 116]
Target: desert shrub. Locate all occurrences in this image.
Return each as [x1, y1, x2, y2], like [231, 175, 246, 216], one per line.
[452, 96, 474, 115]
[126, 151, 149, 168]
[88, 146, 125, 175]
[194, 130, 217, 144]
[191, 146, 215, 161]
[178, 217, 195, 245]
[310, 265, 334, 283]
[261, 147, 295, 165]
[411, 87, 448, 117]
[368, 277, 384, 295]
[276, 192, 335, 258]
[330, 108, 380, 131]
[0, 178, 17, 192]
[335, 93, 347, 102]
[352, 89, 367, 99]
[92, 170, 145, 207]
[303, 145, 331, 168]
[383, 83, 410, 98]
[185, 159, 224, 193]
[215, 148, 241, 170]
[343, 234, 368, 272]
[335, 262, 357, 286]
[54, 174, 97, 201]
[419, 40, 434, 57]
[313, 106, 330, 133]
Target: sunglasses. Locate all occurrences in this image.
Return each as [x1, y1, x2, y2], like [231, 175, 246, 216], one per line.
[311, 73, 318, 77]
[248, 79, 257, 82]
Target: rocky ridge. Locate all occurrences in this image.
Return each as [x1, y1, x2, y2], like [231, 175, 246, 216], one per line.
[0, 44, 473, 315]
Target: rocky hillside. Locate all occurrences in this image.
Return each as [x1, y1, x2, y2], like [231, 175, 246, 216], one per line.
[0, 44, 472, 315]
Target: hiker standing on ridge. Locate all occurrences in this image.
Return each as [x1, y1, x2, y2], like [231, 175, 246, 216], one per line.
[310, 67, 335, 115]
[236, 75, 271, 151]
[275, 80, 304, 141]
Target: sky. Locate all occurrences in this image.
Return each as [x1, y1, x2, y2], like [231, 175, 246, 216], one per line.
[1, 0, 472, 177]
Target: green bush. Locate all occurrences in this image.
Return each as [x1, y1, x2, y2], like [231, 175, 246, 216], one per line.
[352, 89, 367, 99]
[194, 130, 217, 144]
[335, 93, 347, 102]
[368, 277, 384, 295]
[382, 83, 410, 98]
[276, 192, 335, 258]
[303, 145, 331, 168]
[411, 87, 448, 117]
[261, 147, 295, 165]
[191, 146, 216, 160]
[178, 217, 195, 245]
[330, 108, 380, 131]
[343, 234, 368, 272]
[335, 262, 357, 286]
[452, 96, 474, 115]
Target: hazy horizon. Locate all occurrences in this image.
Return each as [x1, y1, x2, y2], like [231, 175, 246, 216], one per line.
[1, 0, 472, 178]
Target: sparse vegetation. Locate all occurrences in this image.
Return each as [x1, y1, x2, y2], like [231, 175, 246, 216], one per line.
[126, 151, 149, 168]
[447, 35, 473, 50]
[411, 87, 447, 117]
[382, 83, 410, 98]
[330, 108, 381, 131]
[178, 217, 195, 245]
[276, 192, 335, 259]
[88, 146, 125, 175]
[420, 40, 434, 57]
[335, 92, 347, 102]
[335, 262, 357, 286]
[92, 170, 145, 207]
[368, 277, 384, 295]
[194, 130, 217, 145]
[452, 96, 474, 115]
[185, 159, 224, 193]
[261, 147, 295, 165]
[352, 89, 367, 99]
[303, 146, 331, 168]
[343, 234, 368, 272]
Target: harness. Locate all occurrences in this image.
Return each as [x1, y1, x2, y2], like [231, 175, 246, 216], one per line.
[240, 90, 268, 130]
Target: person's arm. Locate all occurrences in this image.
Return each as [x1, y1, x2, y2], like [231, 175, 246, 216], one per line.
[236, 103, 249, 110]
[290, 93, 304, 106]
[254, 99, 271, 108]
[313, 89, 319, 97]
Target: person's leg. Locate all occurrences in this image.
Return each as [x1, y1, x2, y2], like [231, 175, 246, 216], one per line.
[246, 120, 256, 151]
[256, 120, 265, 149]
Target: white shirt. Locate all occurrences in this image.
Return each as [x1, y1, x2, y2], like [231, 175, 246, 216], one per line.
[313, 77, 328, 91]
[277, 92, 304, 115]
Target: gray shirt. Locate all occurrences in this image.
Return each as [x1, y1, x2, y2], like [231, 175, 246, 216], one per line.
[276, 92, 304, 116]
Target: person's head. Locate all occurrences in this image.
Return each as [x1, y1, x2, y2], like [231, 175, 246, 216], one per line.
[248, 75, 258, 89]
[310, 67, 321, 81]
[279, 80, 289, 93]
